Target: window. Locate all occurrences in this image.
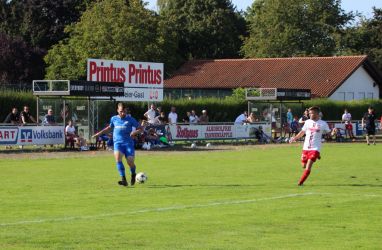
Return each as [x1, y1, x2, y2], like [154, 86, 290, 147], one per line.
[358, 92, 365, 99]
[346, 92, 354, 100]
[337, 92, 345, 101]
[367, 92, 373, 99]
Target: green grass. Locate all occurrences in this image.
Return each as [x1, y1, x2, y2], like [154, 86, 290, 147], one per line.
[0, 144, 381, 249]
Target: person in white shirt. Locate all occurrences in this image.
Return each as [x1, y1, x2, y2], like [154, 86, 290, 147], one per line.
[168, 106, 178, 124]
[144, 104, 157, 124]
[234, 111, 247, 124]
[290, 106, 334, 186]
[342, 109, 355, 140]
[189, 110, 199, 124]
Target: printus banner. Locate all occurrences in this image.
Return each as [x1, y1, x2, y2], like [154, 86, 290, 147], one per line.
[166, 124, 271, 141]
[87, 59, 163, 101]
[0, 126, 65, 145]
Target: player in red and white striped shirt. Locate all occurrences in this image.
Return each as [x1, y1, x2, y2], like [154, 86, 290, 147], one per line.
[290, 106, 335, 186]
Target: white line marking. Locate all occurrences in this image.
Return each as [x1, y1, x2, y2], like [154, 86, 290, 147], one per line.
[0, 193, 315, 227]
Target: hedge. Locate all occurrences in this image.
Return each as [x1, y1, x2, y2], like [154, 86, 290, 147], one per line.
[1, 90, 381, 124]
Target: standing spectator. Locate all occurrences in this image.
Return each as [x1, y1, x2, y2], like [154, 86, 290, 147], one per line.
[235, 111, 248, 124]
[21, 106, 37, 125]
[4, 107, 20, 125]
[155, 106, 162, 118]
[199, 110, 209, 124]
[182, 111, 191, 124]
[43, 109, 56, 125]
[286, 108, 293, 126]
[60, 103, 70, 123]
[298, 109, 309, 125]
[362, 106, 377, 145]
[168, 106, 178, 124]
[341, 109, 355, 140]
[189, 110, 199, 124]
[144, 104, 157, 124]
[154, 111, 167, 125]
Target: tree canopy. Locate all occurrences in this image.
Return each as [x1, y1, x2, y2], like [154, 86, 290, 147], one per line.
[242, 0, 353, 58]
[45, 0, 180, 79]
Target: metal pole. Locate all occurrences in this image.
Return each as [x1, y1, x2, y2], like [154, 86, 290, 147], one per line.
[36, 96, 39, 125]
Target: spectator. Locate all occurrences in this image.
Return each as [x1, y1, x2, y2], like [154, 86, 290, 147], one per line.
[145, 128, 160, 146]
[286, 108, 293, 126]
[168, 106, 178, 124]
[4, 107, 20, 125]
[362, 106, 376, 145]
[65, 120, 86, 148]
[341, 109, 355, 140]
[43, 109, 56, 125]
[144, 104, 157, 124]
[235, 111, 248, 124]
[246, 112, 257, 123]
[182, 111, 191, 124]
[21, 106, 37, 125]
[289, 116, 300, 137]
[60, 103, 70, 122]
[154, 111, 167, 125]
[199, 110, 209, 124]
[298, 109, 309, 125]
[156, 106, 162, 118]
[189, 110, 199, 124]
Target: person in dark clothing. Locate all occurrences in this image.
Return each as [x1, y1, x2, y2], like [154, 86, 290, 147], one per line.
[21, 106, 37, 125]
[4, 107, 20, 125]
[362, 106, 377, 145]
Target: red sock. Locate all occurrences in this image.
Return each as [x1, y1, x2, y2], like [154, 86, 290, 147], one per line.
[298, 169, 311, 185]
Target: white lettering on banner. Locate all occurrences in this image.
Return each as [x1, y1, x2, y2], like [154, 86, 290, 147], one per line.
[0, 126, 67, 145]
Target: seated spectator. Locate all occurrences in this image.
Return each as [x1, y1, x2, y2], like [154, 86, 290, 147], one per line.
[235, 111, 248, 124]
[65, 120, 86, 148]
[145, 128, 160, 145]
[4, 107, 20, 125]
[199, 110, 209, 124]
[21, 106, 37, 125]
[254, 126, 271, 144]
[246, 112, 257, 123]
[42, 109, 56, 125]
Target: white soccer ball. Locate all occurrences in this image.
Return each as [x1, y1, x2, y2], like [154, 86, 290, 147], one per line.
[206, 143, 212, 147]
[135, 172, 148, 184]
[191, 143, 196, 148]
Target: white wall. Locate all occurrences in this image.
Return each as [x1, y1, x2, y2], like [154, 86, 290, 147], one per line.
[329, 66, 379, 101]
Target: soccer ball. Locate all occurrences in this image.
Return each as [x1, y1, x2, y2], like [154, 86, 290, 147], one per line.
[191, 143, 196, 148]
[135, 172, 148, 184]
[206, 143, 212, 147]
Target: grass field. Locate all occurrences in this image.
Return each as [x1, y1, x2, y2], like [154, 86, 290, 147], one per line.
[0, 143, 381, 249]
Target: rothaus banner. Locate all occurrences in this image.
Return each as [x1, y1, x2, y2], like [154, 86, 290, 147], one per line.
[166, 123, 271, 141]
[0, 126, 65, 146]
[87, 58, 163, 102]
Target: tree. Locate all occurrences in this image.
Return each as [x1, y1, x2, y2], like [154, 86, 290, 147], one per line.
[158, 0, 247, 60]
[0, 33, 45, 84]
[339, 8, 382, 71]
[242, 0, 353, 58]
[45, 0, 180, 79]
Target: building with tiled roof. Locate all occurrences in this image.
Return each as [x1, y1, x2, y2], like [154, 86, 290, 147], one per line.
[164, 56, 382, 100]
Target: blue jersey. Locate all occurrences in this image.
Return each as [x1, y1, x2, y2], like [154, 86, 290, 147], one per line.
[110, 115, 139, 144]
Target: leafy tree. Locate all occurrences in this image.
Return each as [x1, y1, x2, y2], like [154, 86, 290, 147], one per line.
[0, 33, 45, 84]
[242, 0, 353, 58]
[158, 0, 247, 60]
[45, 0, 180, 79]
[339, 8, 382, 71]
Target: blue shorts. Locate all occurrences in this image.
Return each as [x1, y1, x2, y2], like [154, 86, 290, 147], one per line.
[114, 143, 135, 158]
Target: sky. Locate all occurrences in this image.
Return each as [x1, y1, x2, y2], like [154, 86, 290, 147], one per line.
[145, 0, 382, 18]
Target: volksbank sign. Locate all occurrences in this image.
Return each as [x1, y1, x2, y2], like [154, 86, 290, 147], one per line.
[0, 126, 65, 145]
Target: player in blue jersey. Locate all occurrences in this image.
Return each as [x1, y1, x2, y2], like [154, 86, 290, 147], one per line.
[93, 103, 142, 186]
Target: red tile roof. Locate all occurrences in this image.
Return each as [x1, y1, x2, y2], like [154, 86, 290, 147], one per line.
[164, 56, 371, 97]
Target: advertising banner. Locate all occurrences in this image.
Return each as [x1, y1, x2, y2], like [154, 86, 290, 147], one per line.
[87, 58, 163, 101]
[0, 126, 65, 145]
[166, 123, 271, 141]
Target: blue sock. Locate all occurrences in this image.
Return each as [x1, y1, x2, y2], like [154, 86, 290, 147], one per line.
[116, 162, 125, 177]
[130, 165, 136, 175]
